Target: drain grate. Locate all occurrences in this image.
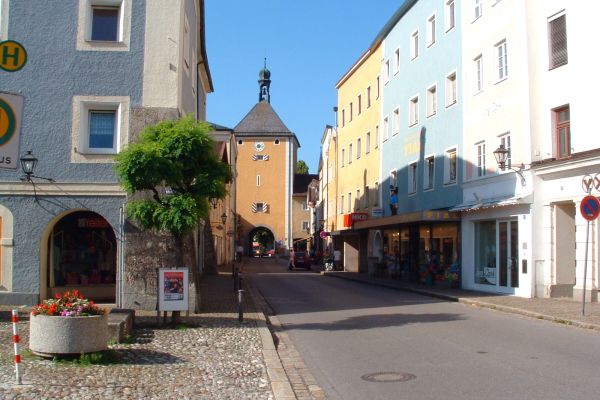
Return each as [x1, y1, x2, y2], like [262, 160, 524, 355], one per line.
[361, 372, 416, 383]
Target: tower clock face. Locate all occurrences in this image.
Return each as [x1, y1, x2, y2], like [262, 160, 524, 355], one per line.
[254, 141, 265, 152]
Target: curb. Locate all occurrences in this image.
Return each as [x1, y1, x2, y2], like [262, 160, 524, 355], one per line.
[322, 272, 600, 332]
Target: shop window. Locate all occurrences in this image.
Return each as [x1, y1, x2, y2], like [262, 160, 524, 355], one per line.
[474, 221, 496, 285]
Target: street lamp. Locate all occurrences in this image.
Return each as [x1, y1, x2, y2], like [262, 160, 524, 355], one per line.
[221, 212, 227, 225]
[493, 144, 526, 186]
[20, 151, 37, 181]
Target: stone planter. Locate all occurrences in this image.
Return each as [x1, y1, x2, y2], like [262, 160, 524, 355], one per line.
[29, 313, 108, 357]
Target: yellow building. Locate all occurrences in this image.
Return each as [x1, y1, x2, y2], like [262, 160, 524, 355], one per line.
[292, 174, 318, 252]
[234, 66, 299, 255]
[332, 45, 382, 271]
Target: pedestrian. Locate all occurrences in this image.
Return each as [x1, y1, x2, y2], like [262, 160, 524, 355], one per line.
[333, 248, 341, 271]
[288, 248, 295, 270]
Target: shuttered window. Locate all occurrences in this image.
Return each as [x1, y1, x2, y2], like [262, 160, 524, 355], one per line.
[549, 15, 568, 69]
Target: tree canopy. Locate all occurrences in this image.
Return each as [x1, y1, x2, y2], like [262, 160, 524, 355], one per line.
[296, 160, 309, 174]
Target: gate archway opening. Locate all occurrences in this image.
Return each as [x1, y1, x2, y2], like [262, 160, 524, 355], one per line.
[248, 227, 275, 258]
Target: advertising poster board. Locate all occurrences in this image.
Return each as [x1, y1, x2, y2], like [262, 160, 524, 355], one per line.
[158, 268, 189, 311]
[0, 91, 24, 170]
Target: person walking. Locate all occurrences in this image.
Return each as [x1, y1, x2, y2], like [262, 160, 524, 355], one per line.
[288, 248, 295, 270]
[333, 248, 342, 271]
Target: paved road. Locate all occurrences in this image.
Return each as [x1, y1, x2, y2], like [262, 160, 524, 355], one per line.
[247, 258, 600, 400]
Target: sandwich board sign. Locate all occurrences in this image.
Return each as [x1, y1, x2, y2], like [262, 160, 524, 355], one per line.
[158, 268, 189, 311]
[0, 92, 23, 169]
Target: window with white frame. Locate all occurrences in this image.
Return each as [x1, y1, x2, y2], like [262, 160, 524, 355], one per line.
[366, 131, 371, 154]
[374, 182, 380, 206]
[72, 96, 130, 162]
[445, 0, 455, 32]
[446, 72, 457, 106]
[383, 116, 389, 141]
[499, 133, 511, 169]
[384, 60, 390, 83]
[496, 40, 508, 80]
[474, 55, 483, 93]
[409, 96, 419, 126]
[341, 148, 345, 167]
[427, 85, 437, 117]
[376, 76, 380, 98]
[445, 148, 457, 184]
[77, 0, 132, 51]
[474, 0, 482, 20]
[549, 14, 568, 69]
[427, 15, 436, 47]
[355, 189, 360, 210]
[253, 202, 268, 213]
[358, 94, 362, 115]
[392, 108, 400, 134]
[357, 138, 362, 159]
[302, 221, 310, 231]
[476, 141, 486, 177]
[424, 156, 434, 190]
[408, 162, 418, 193]
[340, 195, 344, 214]
[348, 143, 353, 164]
[367, 86, 372, 108]
[256, 175, 261, 186]
[394, 48, 400, 74]
[274, 138, 280, 145]
[375, 125, 379, 148]
[410, 30, 419, 60]
[554, 105, 571, 159]
[237, 139, 243, 145]
[253, 154, 269, 161]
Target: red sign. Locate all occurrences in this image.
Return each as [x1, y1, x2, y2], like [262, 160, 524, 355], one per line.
[580, 195, 600, 221]
[342, 212, 369, 227]
[319, 231, 329, 239]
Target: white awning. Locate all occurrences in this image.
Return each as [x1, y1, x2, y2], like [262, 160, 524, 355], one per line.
[449, 194, 532, 212]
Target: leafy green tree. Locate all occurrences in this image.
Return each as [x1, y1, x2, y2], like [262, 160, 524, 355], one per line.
[296, 160, 309, 174]
[115, 115, 230, 272]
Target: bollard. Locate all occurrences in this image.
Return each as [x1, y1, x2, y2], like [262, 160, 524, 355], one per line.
[12, 310, 22, 385]
[238, 289, 245, 322]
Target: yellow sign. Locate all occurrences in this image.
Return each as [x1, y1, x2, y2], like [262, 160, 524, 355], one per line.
[0, 92, 24, 169]
[0, 40, 28, 72]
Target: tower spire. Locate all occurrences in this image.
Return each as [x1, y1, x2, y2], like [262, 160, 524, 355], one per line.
[258, 59, 271, 103]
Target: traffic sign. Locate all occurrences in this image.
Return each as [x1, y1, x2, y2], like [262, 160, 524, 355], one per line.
[319, 231, 329, 239]
[0, 40, 27, 72]
[0, 92, 24, 170]
[580, 195, 600, 221]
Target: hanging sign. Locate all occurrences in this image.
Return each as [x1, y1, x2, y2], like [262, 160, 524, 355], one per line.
[580, 195, 600, 221]
[0, 92, 24, 170]
[0, 40, 28, 72]
[158, 268, 189, 311]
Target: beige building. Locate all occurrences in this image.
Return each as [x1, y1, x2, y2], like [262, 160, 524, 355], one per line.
[292, 174, 318, 251]
[234, 66, 299, 255]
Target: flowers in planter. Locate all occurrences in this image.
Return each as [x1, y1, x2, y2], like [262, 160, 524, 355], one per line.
[445, 271, 459, 282]
[32, 290, 105, 317]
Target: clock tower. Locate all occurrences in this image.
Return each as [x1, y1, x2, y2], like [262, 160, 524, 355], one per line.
[234, 66, 299, 256]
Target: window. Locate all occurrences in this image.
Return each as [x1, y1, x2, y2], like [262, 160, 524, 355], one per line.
[384, 60, 390, 83]
[409, 97, 419, 126]
[302, 202, 309, 211]
[424, 156, 435, 190]
[254, 202, 267, 213]
[341, 109, 346, 127]
[549, 14, 568, 69]
[256, 175, 262, 186]
[496, 40, 508, 80]
[365, 185, 370, 209]
[392, 108, 400, 134]
[475, 221, 497, 285]
[348, 192, 352, 212]
[374, 182, 380, 206]
[375, 125, 379, 148]
[237, 139, 243, 145]
[445, 148, 457, 184]
[474, 55, 483, 93]
[367, 86, 372, 108]
[394, 48, 400, 74]
[410, 30, 419, 60]
[348, 143, 353, 164]
[358, 95, 362, 115]
[355, 189, 360, 210]
[274, 139, 280, 145]
[408, 163, 417, 193]
[253, 154, 269, 161]
[366, 132, 371, 154]
[554, 105, 570, 159]
[0, 0, 9, 40]
[72, 96, 129, 162]
[383, 116, 389, 141]
[476, 141, 486, 177]
[349, 102, 353, 122]
[390, 170, 398, 189]
[427, 15, 436, 47]
[499, 133, 511, 169]
[302, 221, 310, 231]
[77, 0, 132, 51]
[357, 138, 362, 159]
[446, 72, 457, 106]
[376, 76, 380, 98]
[445, 0, 455, 32]
[474, 0, 482, 20]
[341, 148, 345, 167]
[427, 85, 437, 117]
[340, 195, 344, 214]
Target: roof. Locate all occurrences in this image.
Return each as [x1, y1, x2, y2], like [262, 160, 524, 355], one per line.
[198, 0, 214, 92]
[449, 194, 533, 213]
[293, 174, 318, 194]
[234, 102, 292, 134]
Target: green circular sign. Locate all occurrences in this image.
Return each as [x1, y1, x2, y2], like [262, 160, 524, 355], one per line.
[0, 98, 16, 146]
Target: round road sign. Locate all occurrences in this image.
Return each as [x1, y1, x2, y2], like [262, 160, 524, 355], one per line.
[580, 195, 600, 221]
[0, 40, 28, 72]
[319, 231, 330, 239]
[0, 98, 17, 146]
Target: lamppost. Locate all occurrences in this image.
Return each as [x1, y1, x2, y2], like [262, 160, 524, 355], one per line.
[492, 144, 526, 186]
[19, 151, 54, 200]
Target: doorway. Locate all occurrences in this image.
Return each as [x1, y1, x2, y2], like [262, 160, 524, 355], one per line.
[497, 220, 519, 290]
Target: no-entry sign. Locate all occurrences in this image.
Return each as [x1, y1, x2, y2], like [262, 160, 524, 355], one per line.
[580, 195, 600, 221]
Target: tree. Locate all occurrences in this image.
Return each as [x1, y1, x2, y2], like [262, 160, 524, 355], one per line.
[115, 115, 229, 320]
[296, 160, 309, 174]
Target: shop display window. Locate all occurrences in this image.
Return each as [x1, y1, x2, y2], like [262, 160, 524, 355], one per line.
[474, 221, 496, 285]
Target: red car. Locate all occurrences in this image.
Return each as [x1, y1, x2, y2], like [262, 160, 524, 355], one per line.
[289, 251, 311, 270]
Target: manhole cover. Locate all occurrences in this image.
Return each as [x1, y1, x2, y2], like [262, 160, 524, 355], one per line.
[361, 372, 416, 383]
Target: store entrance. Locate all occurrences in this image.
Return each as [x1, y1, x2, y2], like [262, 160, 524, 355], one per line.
[497, 220, 519, 290]
[47, 211, 117, 301]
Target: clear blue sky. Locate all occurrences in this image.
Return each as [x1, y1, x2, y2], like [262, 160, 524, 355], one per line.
[205, 1, 402, 173]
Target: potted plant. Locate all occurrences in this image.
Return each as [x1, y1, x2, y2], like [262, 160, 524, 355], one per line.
[29, 290, 108, 357]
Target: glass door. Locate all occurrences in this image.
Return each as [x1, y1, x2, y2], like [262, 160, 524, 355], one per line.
[497, 220, 518, 290]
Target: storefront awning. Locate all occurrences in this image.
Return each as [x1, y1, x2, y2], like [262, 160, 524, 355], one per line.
[352, 210, 460, 231]
[449, 194, 532, 212]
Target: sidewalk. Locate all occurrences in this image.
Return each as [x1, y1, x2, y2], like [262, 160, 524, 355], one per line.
[0, 272, 295, 400]
[323, 271, 600, 332]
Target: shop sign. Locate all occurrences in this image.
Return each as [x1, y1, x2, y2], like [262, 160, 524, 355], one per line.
[0, 92, 24, 170]
[77, 218, 109, 228]
[158, 268, 189, 311]
[371, 207, 384, 218]
[343, 212, 369, 227]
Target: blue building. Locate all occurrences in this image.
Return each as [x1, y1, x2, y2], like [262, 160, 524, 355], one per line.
[353, 0, 463, 283]
[0, 0, 213, 307]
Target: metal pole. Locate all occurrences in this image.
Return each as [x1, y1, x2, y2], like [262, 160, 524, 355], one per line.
[582, 220, 590, 316]
[12, 310, 22, 385]
[238, 289, 244, 322]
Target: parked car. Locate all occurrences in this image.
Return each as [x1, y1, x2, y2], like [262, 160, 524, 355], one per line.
[265, 249, 275, 258]
[252, 246, 264, 258]
[290, 251, 311, 270]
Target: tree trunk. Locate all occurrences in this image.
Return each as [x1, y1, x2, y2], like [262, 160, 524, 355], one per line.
[171, 234, 185, 326]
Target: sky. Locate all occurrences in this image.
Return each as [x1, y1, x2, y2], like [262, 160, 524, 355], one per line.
[205, 1, 403, 174]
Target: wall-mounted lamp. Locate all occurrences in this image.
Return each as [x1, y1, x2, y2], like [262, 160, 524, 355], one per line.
[220, 212, 227, 225]
[20, 150, 54, 182]
[493, 144, 526, 186]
